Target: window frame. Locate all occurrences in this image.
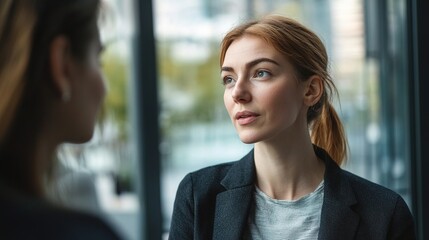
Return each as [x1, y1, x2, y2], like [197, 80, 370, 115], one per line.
[409, 0, 429, 239]
[133, 0, 163, 239]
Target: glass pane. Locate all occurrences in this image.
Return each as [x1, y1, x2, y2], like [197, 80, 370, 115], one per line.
[155, 0, 412, 236]
[52, 1, 140, 239]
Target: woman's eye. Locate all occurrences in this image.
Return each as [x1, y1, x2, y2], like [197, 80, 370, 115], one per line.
[254, 70, 270, 78]
[222, 76, 234, 85]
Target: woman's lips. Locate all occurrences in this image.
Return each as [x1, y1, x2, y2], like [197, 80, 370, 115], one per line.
[235, 111, 260, 125]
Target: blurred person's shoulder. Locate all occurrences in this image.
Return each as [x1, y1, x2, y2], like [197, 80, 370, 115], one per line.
[0, 186, 123, 240]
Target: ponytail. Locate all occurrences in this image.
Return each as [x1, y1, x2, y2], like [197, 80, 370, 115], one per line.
[310, 101, 348, 165]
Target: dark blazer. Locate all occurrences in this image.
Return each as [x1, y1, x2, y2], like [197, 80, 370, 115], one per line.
[169, 147, 415, 240]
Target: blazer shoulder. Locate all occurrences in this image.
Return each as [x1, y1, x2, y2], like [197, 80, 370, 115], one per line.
[185, 149, 255, 192]
[184, 161, 237, 192]
[341, 169, 402, 201]
[339, 169, 415, 238]
[339, 169, 413, 221]
[191, 161, 237, 179]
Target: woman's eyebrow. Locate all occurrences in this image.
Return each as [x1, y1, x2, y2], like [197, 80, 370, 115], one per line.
[221, 57, 279, 73]
[221, 66, 233, 73]
[245, 58, 280, 69]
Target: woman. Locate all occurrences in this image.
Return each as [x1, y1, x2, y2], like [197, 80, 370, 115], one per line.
[0, 0, 122, 239]
[169, 15, 415, 239]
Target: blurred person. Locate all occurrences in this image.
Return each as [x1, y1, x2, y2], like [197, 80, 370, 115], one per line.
[0, 0, 122, 239]
[169, 15, 415, 239]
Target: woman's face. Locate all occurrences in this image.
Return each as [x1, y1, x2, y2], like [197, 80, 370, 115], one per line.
[65, 30, 106, 143]
[222, 35, 308, 144]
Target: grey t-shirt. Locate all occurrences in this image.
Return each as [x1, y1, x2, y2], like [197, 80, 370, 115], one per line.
[247, 181, 324, 240]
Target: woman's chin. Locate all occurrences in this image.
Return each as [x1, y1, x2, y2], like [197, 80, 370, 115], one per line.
[65, 130, 95, 144]
[238, 134, 259, 144]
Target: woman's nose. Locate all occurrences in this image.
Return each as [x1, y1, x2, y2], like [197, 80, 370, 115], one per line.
[231, 79, 251, 103]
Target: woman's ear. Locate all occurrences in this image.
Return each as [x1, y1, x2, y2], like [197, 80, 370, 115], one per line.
[303, 75, 323, 106]
[49, 35, 72, 102]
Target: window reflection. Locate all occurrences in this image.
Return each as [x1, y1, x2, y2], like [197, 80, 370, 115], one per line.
[156, 0, 412, 235]
[52, 0, 140, 239]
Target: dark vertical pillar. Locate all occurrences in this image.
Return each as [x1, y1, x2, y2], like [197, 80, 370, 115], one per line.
[367, 0, 394, 187]
[133, 0, 162, 239]
[409, 0, 429, 239]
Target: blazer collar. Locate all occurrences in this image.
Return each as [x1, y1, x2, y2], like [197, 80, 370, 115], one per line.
[213, 147, 360, 240]
[315, 146, 360, 239]
[213, 150, 255, 240]
[220, 149, 256, 190]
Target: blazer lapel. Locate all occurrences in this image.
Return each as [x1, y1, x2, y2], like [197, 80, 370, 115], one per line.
[212, 147, 360, 239]
[316, 147, 360, 240]
[212, 186, 254, 240]
[213, 150, 255, 240]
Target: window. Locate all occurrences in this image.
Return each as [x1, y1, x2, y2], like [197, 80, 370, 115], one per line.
[52, 0, 424, 239]
[154, 0, 413, 236]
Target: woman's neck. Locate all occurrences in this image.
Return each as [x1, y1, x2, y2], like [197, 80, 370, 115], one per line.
[32, 131, 59, 197]
[254, 136, 325, 201]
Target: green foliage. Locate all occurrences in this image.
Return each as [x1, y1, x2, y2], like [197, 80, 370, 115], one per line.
[157, 40, 224, 130]
[98, 40, 227, 140]
[100, 49, 129, 141]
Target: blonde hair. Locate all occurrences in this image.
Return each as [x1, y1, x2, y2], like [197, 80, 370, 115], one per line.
[0, 0, 101, 195]
[220, 15, 348, 165]
[0, 0, 36, 144]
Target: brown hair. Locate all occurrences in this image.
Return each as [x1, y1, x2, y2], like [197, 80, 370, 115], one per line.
[220, 15, 348, 165]
[0, 0, 35, 145]
[0, 0, 100, 195]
